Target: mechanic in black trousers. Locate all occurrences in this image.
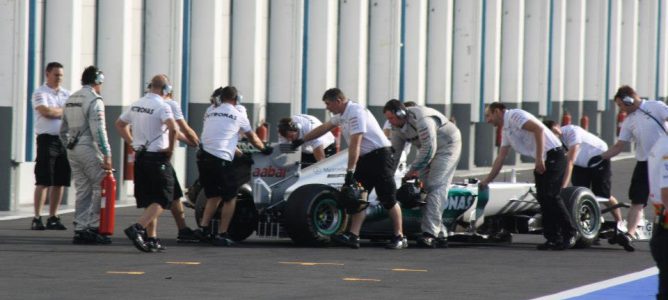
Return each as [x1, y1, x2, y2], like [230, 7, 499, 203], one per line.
[648, 134, 668, 299]
[479, 102, 577, 250]
[297, 88, 407, 249]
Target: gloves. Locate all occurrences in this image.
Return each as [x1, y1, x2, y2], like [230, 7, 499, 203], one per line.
[261, 145, 274, 155]
[291, 139, 305, 150]
[344, 171, 355, 186]
[587, 155, 604, 168]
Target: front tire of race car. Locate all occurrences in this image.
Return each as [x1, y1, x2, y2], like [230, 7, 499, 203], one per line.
[194, 185, 258, 242]
[284, 185, 349, 246]
[561, 186, 601, 248]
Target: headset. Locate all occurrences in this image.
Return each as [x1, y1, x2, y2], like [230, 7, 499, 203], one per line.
[211, 87, 223, 106]
[394, 106, 407, 119]
[94, 71, 104, 85]
[622, 95, 635, 106]
[162, 83, 173, 96]
[236, 94, 243, 103]
[278, 119, 302, 133]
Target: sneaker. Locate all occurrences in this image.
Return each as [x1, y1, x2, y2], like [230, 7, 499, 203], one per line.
[72, 228, 112, 245]
[536, 241, 557, 250]
[124, 224, 150, 252]
[146, 238, 166, 252]
[386, 235, 408, 250]
[330, 232, 360, 249]
[552, 235, 576, 251]
[416, 232, 437, 248]
[211, 232, 235, 247]
[193, 227, 213, 243]
[436, 237, 449, 248]
[617, 232, 635, 252]
[31, 217, 45, 230]
[176, 227, 200, 243]
[46, 216, 67, 230]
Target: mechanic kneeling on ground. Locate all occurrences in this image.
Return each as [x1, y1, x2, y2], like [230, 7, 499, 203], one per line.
[384, 99, 462, 248]
[301, 88, 407, 250]
[196, 86, 272, 246]
[278, 114, 336, 166]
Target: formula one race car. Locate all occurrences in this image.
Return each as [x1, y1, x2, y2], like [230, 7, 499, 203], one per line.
[186, 142, 651, 247]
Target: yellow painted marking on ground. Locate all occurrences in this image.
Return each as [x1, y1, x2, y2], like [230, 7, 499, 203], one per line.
[279, 261, 344, 266]
[342, 277, 381, 282]
[391, 268, 428, 272]
[166, 261, 201, 265]
[106, 271, 145, 275]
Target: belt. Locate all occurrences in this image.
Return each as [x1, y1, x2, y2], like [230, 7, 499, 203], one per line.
[361, 147, 391, 158]
[136, 151, 168, 161]
[547, 147, 564, 155]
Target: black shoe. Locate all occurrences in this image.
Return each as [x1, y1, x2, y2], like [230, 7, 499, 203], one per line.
[386, 235, 408, 250]
[194, 227, 213, 243]
[436, 237, 449, 248]
[617, 233, 635, 252]
[536, 241, 558, 250]
[31, 217, 45, 230]
[124, 224, 150, 252]
[45, 216, 67, 230]
[176, 227, 200, 243]
[146, 238, 166, 252]
[211, 232, 235, 247]
[552, 235, 576, 251]
[416, 232, 437, 248]
[331, 232, 360, 249]
[72, 228, 111, 245]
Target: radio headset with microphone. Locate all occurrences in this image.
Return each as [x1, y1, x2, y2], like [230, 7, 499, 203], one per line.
[278, 118, 302, 133]
[622, 95, 635, 106]
[94, 71, 105, 85]
[394, 105, 407, 119]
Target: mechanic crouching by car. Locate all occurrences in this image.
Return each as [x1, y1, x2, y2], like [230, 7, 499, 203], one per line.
[279, 114, 336, 167]
[479, 102, 577, 250]
[196, 86, 272, 246]
[383, 99, 461, 248]
[301, 88, 407, 249]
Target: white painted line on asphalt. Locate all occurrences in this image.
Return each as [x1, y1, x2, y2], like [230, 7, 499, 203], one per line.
[342, 277, 381, 282]
[530, 267, 658, 300]
[106, 271, 145, 275]
[279, 261, 344, 266]
[391, 268, 428, 272]
[166, 261, 201, 265]
[0, 203, 135, 221]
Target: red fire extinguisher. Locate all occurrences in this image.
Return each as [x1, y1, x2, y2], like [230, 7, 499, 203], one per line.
[256, 122, 268, 142]
[580, 114, 589, 131]
[561, 110, 572, 126]
[99, 172, 116, 236]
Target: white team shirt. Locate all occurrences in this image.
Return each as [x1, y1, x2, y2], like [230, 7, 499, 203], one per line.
[501, 109, 561, 160]
[119, 93, 174, 152]
[329, 101, 390, 155]
[165, 99, 184, 121]
[201, 103, 252, 161]
[648, 136, 668, 205]
[32, 84, 70, 135]
[618, 100, 668, 161]
[560, 125, 608, 167]
[278, 114, 335, 154]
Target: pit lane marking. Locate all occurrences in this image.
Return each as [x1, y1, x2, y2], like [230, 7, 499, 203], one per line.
[279, 261, 344, 266]
[342, 277, 381, 282]
[391, 268, 428, 272]
[166, 261, 201, 265]
[106, 271, 145, 275]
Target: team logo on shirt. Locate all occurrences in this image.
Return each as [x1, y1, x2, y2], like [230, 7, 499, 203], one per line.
[207, 112, 237, 120]
[131, 106, 155, 114]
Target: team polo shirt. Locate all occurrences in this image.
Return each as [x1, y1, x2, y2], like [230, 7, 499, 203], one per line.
[119, 93, 174, 152]
[501, 109, 561, 160]
[165, 99, 184, 121]
[278, 114, 335, 154]
[329, 101, 390, 155]
[618, 100, 668, 161]
[32, 84, 70, 135]
[560, 124, 608, 167]
[648, 136, 668, 205]
[200, 103, 252, 161]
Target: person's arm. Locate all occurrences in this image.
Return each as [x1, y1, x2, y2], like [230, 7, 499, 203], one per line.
[346, 133, 363, 171]
[89, 99, 112, 170]
[35, 105, 63, 119]
[562, 144, 579, 188]
[313, 145, 326, 161]
[480, 145, 511, 188]
[410, 117, 438, 172]
[303, 122, 337, 142]
[600, 140, 627, 160]
[164, 118, 177, 157]
[522, 119, 546, 174]
[176, 119, 199, 147]
[115, 119, 133, 146]
[59, 110, 69, 145]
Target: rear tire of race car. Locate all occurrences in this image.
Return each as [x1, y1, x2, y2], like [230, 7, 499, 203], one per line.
[284, 185, 349, 246]
[561, 186, 601, 248]
[194, 185, 258, 242]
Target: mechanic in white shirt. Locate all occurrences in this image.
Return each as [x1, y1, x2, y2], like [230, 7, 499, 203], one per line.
[648, 135, 668, 298]
[31, 62, 71, 231]
[543, 120, 623, 223]
[302, 88, 407, 250]
[279, 114, 336, 166]
[196, 86, 272, 246]
[595, 85, 668, 252]
[480, 102, 577, 250]
[116, 74, 178, 253]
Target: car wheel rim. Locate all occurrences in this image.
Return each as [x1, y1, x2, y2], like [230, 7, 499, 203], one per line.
[312, 197, 342, 235]
[578, 199, 598, 236]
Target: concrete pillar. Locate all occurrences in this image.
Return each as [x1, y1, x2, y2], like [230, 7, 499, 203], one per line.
[561, 0, 586, 123]
[425, 0, 454, 116]
[547, 0, 566, 122]
[305, 1, 338, 120]
[368, 0, 401, 118]
[499, 0, 524, 105]
[267, 0, 303, 141]
[523, 0, 549, 116]
[659, 0, 668, 101]
[583, 0, 609, 136]
[619, 0, 638, 88]
[402, 0, 428, 105]
[80, 0, 96, 67]
[144, 0, 185, 87]
[338, 0, 369, 104]
[43, 0, 82, 91]
[601, 0, 624, 145]
[636, 0, 659, 98]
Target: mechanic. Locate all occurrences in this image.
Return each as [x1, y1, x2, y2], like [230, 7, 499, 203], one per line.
[116, 74, 178, 252]
[648, 134, 668, 299]
[301, 88, 407, 249]
[279, 114, 336, 166]
[543, 120, 623, 224]
[60, 66, 112, 244]
[480, 102, 577, 250]
[196, 86, 272, 246]
[31, 62, 71, 231]
[593, 85, 668, 252]
[384, 99, 462, 248]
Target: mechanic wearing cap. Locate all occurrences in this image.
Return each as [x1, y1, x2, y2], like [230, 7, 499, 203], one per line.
[593, 85, 668, 252]
[196, 86, 272, 246]
[116, 74, 178, 252]
[480, 102, 577, 250]
[648, 134, 668, 299]
[279, 114, 336, 166]
[543, 120, 623, 224]
[301, 88, 407, 249]
[383, 99, 461, 248]
[60, 65, 113, 244]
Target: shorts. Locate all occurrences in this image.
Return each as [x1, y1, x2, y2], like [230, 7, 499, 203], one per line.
[34, 134, 71, 186]
[172, 168, 184, 200]
[197, 149, 238, 201]
[571, 159, 611, 198]
[134, 152, 175, 209]
[354, 147, 397, 209]
[629, 161, 649, 205]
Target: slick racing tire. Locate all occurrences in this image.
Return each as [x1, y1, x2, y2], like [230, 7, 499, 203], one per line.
[284, 185, 349, 246]
[195, 185, 258, 242]
[561, 186, 601, 248]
